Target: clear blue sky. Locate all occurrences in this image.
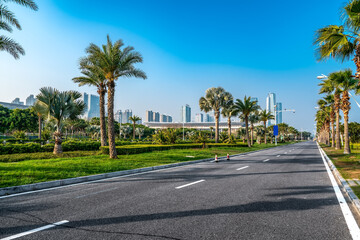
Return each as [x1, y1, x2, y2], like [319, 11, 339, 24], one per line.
[0, 0, 359, 133]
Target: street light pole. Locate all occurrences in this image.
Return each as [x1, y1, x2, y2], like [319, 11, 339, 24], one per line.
[274, 104, 277, 145]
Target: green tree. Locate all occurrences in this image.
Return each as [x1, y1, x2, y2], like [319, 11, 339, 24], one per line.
[199, 87, 232, 143]
[32, 100, 48, 140]
[8, 108, 37, 133]
[36, 87, 85, 154]
[80, 35, 146, 158]
[0, 0, 38, 59]
[221, 94, 237, 138]
[259, 110, 274, 144]
[0, 105, 11, 133]
[129, 115, 141, 140]
[248, 112, 259, 145]
[234, 96, 260, 147]
[73, 61, 107, 146]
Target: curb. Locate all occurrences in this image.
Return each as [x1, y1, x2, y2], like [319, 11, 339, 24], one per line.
[318, 144, 360, 215]
[0, 143, 294, 197]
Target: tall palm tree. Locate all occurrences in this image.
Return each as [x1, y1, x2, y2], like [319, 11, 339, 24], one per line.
[73, 63, 108, 147]
[259, 109, 274, 144]
[81, 35, 147, 158]
[36, 87, 85, 154]
[324, 95, 336, 147]
[221, 94, 237, 138]
[334, 69, 360, 154]
[234, 96, 260, 147]
[317, 98, 331, 146]
[319, 74, 343, 149]
[32, 100, 47, 140]
[199, 87, 232, 143]
[314, 0, 360, 78]
[129, 115, 141, 140]
[248, 112, 259, 146]
[0, 0, 38, 59]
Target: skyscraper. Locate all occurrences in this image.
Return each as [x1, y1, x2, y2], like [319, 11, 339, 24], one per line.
[195, 113, 204, 123]
[168, 116, 173, 122]
[145, 110, 153, 122]
[124, 109, 133, 123]
[276, 102, 282, 124]
[266, 93, 276, 126]
[81, 92, 100, 120]
[153, 112, 160, 122]
[25, 94, 36, 106]
[160, 114, 167, 122]
[181, 104, 191, 123]
[115, 110, 123, 123]
[11, 98, 24, 105]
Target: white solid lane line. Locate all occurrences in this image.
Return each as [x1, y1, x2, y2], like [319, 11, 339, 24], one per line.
[284, 152, 288, 154]
[276, 155, 281, 157]
[236, 166, 249, 171]
[1, 220, 69, 240]
[176, 180, 205, 189]
[263, 159, 270, 162]
[317, 143, 360, 239]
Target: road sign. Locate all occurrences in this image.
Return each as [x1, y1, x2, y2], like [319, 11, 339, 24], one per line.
[273, 125, 278, 136]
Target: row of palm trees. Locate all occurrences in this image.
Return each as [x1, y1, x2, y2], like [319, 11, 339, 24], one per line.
[199, 87, 275, 147]
[314, 0, 360, 154]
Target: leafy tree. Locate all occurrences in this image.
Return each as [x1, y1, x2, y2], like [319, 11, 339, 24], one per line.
[0, 0, 38, 59]
[8, 108, 37, 133]
[135, 127, 144, 139]
[36, 87, 85, 154]
[349, 122, 360, 143]
[129, 115, 141, 140]
[0, 105, 11, 133]
[32, 100, 47, 140]
[199, 87, 232, 143]
[234, 96, 260, 147]
[80, 35, 146, 158]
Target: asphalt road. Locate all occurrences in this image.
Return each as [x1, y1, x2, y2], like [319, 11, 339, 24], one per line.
[0, 141, 357, 239]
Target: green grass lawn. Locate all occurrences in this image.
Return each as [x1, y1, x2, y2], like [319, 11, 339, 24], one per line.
[0, 143, 292, 188]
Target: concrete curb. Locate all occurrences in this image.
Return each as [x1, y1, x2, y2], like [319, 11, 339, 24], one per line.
[319, 145, 360, 215]
[0, 143, 293, 197]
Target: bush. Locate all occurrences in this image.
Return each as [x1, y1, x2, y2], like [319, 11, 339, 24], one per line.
[0, 142, 41, 154]
[0, 151, 101, 162]
[62, 140, 101, 151]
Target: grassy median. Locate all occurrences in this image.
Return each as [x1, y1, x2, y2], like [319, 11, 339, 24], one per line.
[0, 143, 291, 188]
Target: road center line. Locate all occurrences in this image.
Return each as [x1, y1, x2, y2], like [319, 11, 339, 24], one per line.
[263, 159, 270, 162]
[1, 220, 69, 240]
[175, 180, 205, 189]
[236, 166, 249, 171]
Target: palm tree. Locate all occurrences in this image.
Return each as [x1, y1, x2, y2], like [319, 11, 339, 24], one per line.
[129, 115, 141, 140]
[36, 87, 85, 154]
[73, 64, 108, 147]
[319, 74, 342, 149]
[135, 127, 144, 139]
[199, 87, 232, 143]
[259, 110, 274, 144]
[32, 100, 47, 140]
[81, 35, 147, 158]
[324, 94, 336, 148]
[248, 112, 259, 145]
[234, 96, 260, 147]
[316, 99, 331, 146]
[221, 94, 237, 138]
[314, 0, 360, 78]
[334, 69, 360, 154]
[0, 0, 38, 59]
[209, 126, 214, 139]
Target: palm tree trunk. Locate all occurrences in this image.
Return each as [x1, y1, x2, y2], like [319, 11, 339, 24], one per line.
[335, 94, 341, 150]
[53, 123, 63, 154]
[331, 120, 335, 148]
[250, 125, 254, 146]
[133, 122, 136, 140]
[354, 43, 360, 79]
[227, 117, 231, 138]
[38, 115, 41, 140]
[107, 81, 117, 159]
[245, 117, 250, 147]
[263, 121, 267, 144]
[215, 111, 220, 143]
[342, 91, 351, 154]
[99, 88, 107, 147]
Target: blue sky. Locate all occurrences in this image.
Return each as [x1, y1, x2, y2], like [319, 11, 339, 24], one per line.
[0, 0, 359, 133]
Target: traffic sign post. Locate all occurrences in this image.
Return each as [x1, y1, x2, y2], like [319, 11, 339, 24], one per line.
[273, 125, 278, 145]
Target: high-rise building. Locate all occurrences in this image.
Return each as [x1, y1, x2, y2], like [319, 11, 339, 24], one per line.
[115, 110, 123, 123]
[26, 95, 36, 106]
[160, 114, 167, 122]
[11, 98, 24, 105]
[266, 93, 276, 126]
[195, 113, 204, 123]
[145, 110, 153, 122]
[205, 113, 214, 122]
[123, 109, 132, 123]
[168, 116, 173, 123]
[276, 102, 282, 125]
[153, 112, 160, 122]
[181, 104, 191, 123]
[82, 92, 100, 120]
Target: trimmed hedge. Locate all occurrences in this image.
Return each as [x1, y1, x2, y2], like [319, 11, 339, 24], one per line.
[100, 143, 248, 155]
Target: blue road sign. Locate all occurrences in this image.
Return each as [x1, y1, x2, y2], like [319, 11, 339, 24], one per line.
[273, 125, 278, 136]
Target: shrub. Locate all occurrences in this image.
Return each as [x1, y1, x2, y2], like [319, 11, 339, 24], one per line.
[0, 142, 41, 154]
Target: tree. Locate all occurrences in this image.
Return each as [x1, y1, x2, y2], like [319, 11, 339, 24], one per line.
[135, 127, 144, 139]
[221, 95, 237, 138]
[319, 74, 342, 149]
[8, 108, 37, 133]
[73, 60, 108, 146]
[248, 112, 259, 145]
[36, 87, 85, 154]
[0, 0, 38, 59]
[324, 94, 336, 148]
[129, 115, 141, 140]
[80, 35, 146, 158]
[0, 105, 11, 133]
[199, 87, 232, 143]
[234, 96, 260, 147]
[259, 110, 274, 144]
[334, 69, 360, 154]
[32, 101, 47, 140]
